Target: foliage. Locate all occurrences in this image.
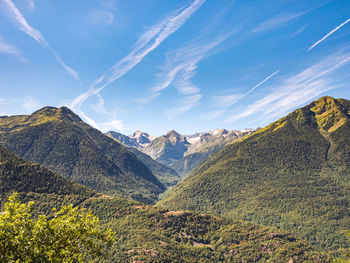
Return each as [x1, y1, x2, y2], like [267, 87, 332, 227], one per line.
[0, 142, 329, 262]
[0, 106, 165, 204]
[81, 197, 329, 262]
[159, 96, 350, 251]
[0, 193, 115, 262]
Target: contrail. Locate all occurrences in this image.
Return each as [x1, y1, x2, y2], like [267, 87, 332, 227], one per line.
[308, 18, 350, 51]
[70, 0, 206, 110]
[0, 0, 80, 80]
[245, 70, 280, 97]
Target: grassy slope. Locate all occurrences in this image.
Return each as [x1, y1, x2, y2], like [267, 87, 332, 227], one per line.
[0, 106, 165, 204]
[0, 144, 329, 262]
[159, 96, 350, 251]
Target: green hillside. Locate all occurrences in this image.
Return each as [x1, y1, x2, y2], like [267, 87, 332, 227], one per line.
[0, 143, 329, 262]
[158, 96, 350, 251]
[0, 106, 165, 204]
[0, 143, 96, 212]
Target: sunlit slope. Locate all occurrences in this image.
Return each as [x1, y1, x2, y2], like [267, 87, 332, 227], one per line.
[0, 144, 328, 262]
[0, 106, 165, 203]
[159, 96, 350, 250]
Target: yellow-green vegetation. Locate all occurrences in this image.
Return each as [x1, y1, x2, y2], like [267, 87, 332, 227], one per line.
[0, 106, 75, 133]
[82, 198, 329, 262]
[159, 96, 350, 252]
[0, 193, 115, 263]
[0, 106, 165, 204]
[0, 139, 329, 262]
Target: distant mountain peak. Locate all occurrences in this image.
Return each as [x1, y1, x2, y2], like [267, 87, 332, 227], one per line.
[130, 130, 151, 145]
[165, 130, 181, 137]
[130, 130, 149, 137]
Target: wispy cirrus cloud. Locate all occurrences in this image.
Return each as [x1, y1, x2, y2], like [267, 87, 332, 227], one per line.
[225, 51, 350, 123]
[22, 96, 41, 111]
[165, 94, 202, 119]
[152, 36, 229, 95]
[251, 12, 305, 33]
[205, 70, 280, 120]
[308, 18, 350, 51]
[0, 0, 79, 80]
[140, 31, 233, 118]
[100, 119, 125, 133]
[86, 9, 114, 25]
[0, 0, 47, 46]
[24, 0, 34, 12]
[0, 37, 27, 62]
[70, 0, 206, 113]
[290, 24, 309, 38]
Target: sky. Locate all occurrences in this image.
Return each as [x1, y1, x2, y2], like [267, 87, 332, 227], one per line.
[0, 0, 350, 136]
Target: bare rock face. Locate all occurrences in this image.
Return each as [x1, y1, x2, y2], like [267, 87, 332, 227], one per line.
[106, 128, 255, 177]
[141, 130, 190, 165]
[130, 130, 152, 146]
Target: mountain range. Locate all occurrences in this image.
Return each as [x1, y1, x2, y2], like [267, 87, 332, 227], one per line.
[159, 96, 350, 251]
[107, 128, 255, 177]
[0, 106, 165, 204]
[0, 134, 327, 262]
[1, 95, 350, 260]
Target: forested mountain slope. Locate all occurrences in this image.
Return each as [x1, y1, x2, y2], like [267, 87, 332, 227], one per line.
[159, 96, 350, 251]
[0, 106, 164, 203]
[0, 144, 329, 262]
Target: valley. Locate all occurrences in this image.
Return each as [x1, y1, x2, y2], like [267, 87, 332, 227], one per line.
[1, 96, 350, 261]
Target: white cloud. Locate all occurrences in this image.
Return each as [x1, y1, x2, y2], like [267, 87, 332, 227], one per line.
[213, 94, 242, 109]
[1, 0, 47, 46]
[100, 119, 125, 133]
[290, 24, 308, 38]
[165, 94, 202, 119]
[308, 18, 350, 51]
[70, 0, 206, 112]
[203, 109, 226, 120]
[225, 51, 350, 123]
[22, 96, 41, 111]
[141, 33, 232, 117]
[205, 70, 279, 120]
[86, 9, 114, 25]
[252, 12, 305, 33]
[24, 0, 34, 12]
[51, 50, 80, 81]
[0, 0, 79, 80]
[0, 37, 27, 62]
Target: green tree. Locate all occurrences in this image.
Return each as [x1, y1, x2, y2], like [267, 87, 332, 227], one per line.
[0, 193, 115, 262]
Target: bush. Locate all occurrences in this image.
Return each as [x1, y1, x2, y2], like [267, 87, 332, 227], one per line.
[0, 193, 115, 262]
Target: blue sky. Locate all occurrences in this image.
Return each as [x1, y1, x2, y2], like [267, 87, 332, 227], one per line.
[0, 0, 350, 135]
